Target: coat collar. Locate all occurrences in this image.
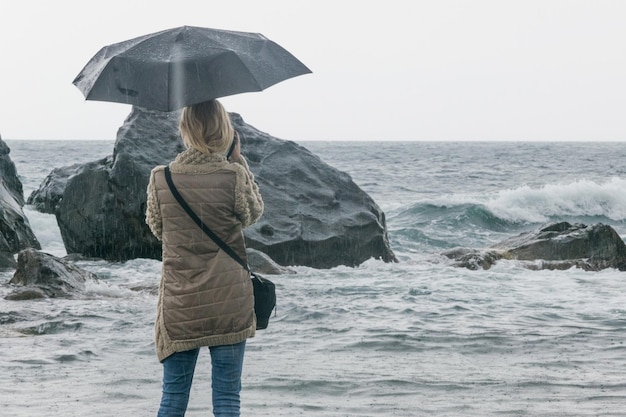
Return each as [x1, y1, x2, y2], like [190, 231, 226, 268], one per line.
[174, 148, 227, 165]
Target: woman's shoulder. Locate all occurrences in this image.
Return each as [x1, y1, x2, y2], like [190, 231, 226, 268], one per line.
[148, 165, 167, 179]
[150, 165, 167, 174]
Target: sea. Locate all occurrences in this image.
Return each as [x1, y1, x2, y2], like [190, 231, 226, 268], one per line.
[1, 140, 625, 417]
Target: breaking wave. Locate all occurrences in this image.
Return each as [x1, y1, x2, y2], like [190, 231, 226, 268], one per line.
[393, 177, 626, 228]
[485, 177, 626, 223]
[388, 177, 626, 250]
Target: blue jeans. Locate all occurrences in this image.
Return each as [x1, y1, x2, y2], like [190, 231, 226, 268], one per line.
[157, 341, 246, 417]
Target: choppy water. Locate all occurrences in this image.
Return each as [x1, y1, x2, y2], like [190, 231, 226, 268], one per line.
[1, 140, 626, 416]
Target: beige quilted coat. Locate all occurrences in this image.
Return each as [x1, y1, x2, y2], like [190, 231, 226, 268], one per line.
[146, 148, 264, 362]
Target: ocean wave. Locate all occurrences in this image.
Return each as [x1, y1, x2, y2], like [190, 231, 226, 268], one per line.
[18, 320, 83, 335]
[391, 177, 626, 231]
[486, 177, 626, 223]
[392, 202, 514, 230]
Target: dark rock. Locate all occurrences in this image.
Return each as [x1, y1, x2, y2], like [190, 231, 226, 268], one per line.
[441, 247, 502, 270]
[494, 222, 626, 271]
[0, 137, 25, 206]
[27, 162, 86, 214]
[28, 107, 396, 268]
[31, 109, 183, 260]
[5, 248, 99, 300]
[5, 287, 47, 300]
[233, 113, 396, 268]
[0, 136, 41, 265]
[247, 248, 296, 275]
[445, 222, 626, 271]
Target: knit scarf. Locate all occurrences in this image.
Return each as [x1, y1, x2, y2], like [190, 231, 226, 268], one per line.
[174, 148, 226, 165]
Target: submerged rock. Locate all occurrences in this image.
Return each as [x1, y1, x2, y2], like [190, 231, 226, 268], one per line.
[28, 107, 396, 268]
[247, 248, 296, 275]
[444, 222, 626, 271]
[5, 248, 99, 300]
[441, 247, 502, 271]
[0, 136, 41, 267]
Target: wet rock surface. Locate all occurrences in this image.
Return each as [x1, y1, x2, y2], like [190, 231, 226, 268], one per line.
[0, 136, 41, 268]
[28, 107, 396, 268]
[5, 248, 99, 300]
[444, 222, 626, 271]
[246, 248, 296, 275]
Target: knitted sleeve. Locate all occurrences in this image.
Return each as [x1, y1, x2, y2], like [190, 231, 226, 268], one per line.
[145, 168, 163, 240]
[233, 156, 264, 228]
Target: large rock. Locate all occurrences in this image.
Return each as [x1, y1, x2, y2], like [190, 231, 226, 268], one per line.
[234, 113, 396, 268]
[444, 222, 626, 271]
[26, 162, 87, 214]
[29, 109, 184, 259]
[0, 136, 41, 267]
[5, 248, 99, 300]
[28, 107, 396, 268]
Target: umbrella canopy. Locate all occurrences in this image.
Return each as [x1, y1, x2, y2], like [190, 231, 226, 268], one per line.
[73, 26, 311, 112]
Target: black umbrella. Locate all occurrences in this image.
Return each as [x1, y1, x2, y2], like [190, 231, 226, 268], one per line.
[73, 26, 311, 112]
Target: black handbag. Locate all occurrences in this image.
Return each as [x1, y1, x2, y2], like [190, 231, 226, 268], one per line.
[164, 166, 276, 330]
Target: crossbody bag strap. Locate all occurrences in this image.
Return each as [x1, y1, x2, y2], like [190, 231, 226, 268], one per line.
[163, 166, 251, 273]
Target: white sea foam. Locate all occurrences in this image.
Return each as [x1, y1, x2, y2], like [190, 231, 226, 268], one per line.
[83, 278, 137, 298]
[486, 177, 626, 223]
[416, 176, 626, 224]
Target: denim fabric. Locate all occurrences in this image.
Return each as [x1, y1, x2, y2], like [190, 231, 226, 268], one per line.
[157, 341, 246, 417]
[209, 342, 246, 416]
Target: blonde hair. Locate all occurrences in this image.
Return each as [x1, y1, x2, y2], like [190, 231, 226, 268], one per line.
[179, 99, 234, 154]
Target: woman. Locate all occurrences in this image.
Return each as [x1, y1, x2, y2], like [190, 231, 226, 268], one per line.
[145, 99, 264, 416]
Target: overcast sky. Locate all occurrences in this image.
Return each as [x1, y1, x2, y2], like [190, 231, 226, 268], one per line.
[1, 0, 625, 141]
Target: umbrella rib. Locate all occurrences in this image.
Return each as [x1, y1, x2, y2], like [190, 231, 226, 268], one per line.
[227, 51, 266, 92]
